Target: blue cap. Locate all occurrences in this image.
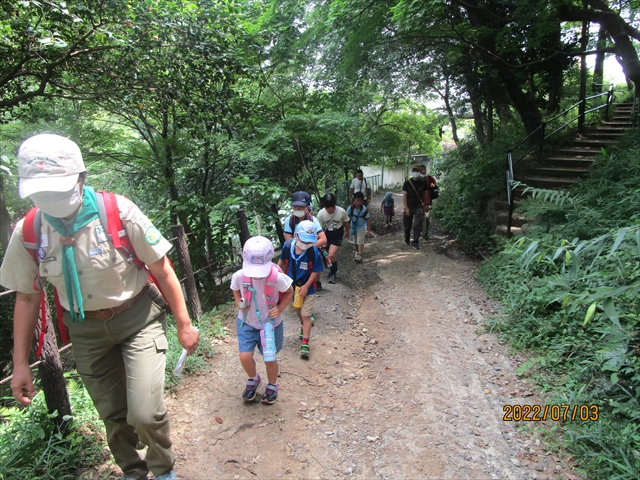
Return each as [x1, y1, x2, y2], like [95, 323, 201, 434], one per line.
[291, 191, 311, 207]
[295, 220, 317, 243]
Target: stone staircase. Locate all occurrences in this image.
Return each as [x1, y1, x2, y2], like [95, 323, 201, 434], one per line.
[491, 103, 634, 237]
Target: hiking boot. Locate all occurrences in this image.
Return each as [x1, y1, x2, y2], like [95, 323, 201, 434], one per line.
[300, 343, 310, 359]
[261, 383, 279, 405]
[316, 280, 323, 291]
[328, 274, 336, 284]
[405, 239, 410, 246]
[242, 375, 261, 401]
[355, 253, 362, 263]
[412, 243, 420, 250]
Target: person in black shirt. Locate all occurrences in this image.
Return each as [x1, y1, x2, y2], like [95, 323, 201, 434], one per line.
[402, 165, 429, 249]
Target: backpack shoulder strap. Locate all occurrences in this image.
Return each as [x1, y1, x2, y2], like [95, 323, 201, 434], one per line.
[241, 274, 253, 305]
[22, 207, 41, 262]
[22, 207, 70, 353]
[99, 191, 144, 269]
[264, 264, 283, 309]
[307, 246, 314, 269]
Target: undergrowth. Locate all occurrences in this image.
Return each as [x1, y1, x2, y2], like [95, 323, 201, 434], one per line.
[478, 132, 640, 479]
[0, 374, 106, 480]
[0, 306, 230, 479]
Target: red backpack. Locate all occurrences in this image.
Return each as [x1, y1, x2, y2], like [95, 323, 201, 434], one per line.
[280, 239, 316, 288]
[22, 191, 164, 357]
[240, 264, 282, 321]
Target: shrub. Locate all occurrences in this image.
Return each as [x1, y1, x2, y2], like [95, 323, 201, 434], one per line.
[478, 130, 640, 478]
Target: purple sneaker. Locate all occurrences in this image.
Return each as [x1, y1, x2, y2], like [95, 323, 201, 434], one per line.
[242, 375, 261, 401]
[261, 383, 279, 404]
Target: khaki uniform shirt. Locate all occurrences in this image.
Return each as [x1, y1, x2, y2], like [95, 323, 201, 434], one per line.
[0, 194, 172, 311]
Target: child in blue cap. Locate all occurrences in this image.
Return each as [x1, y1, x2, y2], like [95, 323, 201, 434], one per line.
[278, 220, 324, 359]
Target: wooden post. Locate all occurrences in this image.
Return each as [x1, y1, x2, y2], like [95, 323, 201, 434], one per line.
[171, 225, 202, 320]
[236, 208, 251, 248]
[35, 293, 71, 431]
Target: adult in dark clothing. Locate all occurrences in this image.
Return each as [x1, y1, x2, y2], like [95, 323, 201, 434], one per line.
[402, 165, 429, 250]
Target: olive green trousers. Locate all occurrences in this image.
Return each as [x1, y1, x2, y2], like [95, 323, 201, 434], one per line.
[65, 286, 175, 480]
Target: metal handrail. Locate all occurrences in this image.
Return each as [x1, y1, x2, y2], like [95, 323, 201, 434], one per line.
[505, 84, 614, 236]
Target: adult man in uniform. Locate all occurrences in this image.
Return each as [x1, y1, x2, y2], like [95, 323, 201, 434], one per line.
[349, 169, 371, 205]
[402, 165, 429, 250]
[0, 134, 199, 480]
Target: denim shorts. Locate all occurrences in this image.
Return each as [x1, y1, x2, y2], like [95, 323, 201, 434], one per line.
[236, 318, 284, 355]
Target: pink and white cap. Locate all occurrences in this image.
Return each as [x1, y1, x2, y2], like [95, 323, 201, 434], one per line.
[242, 236, 275, 277]
[17, 134, 86, 199]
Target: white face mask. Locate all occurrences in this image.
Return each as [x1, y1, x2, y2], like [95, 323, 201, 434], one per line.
[411, 172, 420, 179]
[297, 240, 314, 250]
[293, 210, 306, 218]
[30, 184, 83, 218]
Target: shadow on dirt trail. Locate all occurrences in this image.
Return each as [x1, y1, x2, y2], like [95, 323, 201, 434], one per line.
[161, 193, 581, 480]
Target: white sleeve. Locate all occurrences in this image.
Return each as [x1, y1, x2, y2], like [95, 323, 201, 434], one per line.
[277, 272, 293, 292]
[230, 270, 243, 291]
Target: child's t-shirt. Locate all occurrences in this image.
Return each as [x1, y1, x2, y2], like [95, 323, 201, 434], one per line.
[382, 196, 395, 207]
[280, 240, 324, 295]
[346, 205, 370, 231]
[231, 266, 293, 329]
[316, 206, 349, 233]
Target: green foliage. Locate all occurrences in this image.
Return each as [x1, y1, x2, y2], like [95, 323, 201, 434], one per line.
[0, 374, 106, 480]
[432, 128, 524, 251]
[478, 132, 640, 478]
[165, 307, 229, 387]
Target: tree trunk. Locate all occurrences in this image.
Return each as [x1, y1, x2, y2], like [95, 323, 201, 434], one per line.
[236, 209, 250, 248]
[486, 99, 494, 143]
[270, 203, 285, 248]
[471, 98, 487, 144]
[171, 225, 202, 320]
[442, 79, 460, 145]
[502, 73, 543, 141]
[592, 23, 607, 92]
[293, 137, 321, 202]
[34, 294, 71, 431]
[590, 0, 640, 99]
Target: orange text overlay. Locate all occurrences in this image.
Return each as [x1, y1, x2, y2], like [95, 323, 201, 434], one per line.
[503, 404, 599, 422]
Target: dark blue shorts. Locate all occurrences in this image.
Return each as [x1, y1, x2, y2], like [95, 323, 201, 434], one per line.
[236, 318, 284, 356]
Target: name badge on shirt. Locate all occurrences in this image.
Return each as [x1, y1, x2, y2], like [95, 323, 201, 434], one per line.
[95, 225, 108, 243]
[89, 247, 104, 257]
[40, 234, 48, 248]
[300, 261, 309, 271]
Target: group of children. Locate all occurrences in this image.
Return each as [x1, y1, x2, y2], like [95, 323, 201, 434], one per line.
[230, 189, 371, 405]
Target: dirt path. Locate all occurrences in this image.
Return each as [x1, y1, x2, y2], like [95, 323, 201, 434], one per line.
[164, 193, 575, 480]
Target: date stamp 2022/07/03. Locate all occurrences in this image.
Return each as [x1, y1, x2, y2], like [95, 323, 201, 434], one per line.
[503, 404, 599, 422]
